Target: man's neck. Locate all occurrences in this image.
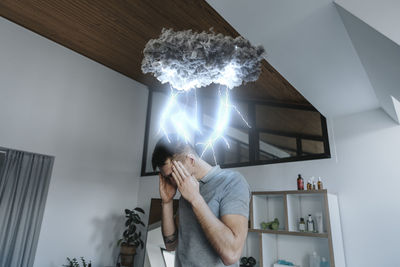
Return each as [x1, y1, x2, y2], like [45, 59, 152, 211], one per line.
[194, 159, 213, 181]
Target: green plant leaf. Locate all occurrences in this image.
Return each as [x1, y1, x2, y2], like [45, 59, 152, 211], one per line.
[81, 257, 87, 267]
[125, 218, 132, 227]
[134, 207, 145, 214]
[123, 229, 128, 235]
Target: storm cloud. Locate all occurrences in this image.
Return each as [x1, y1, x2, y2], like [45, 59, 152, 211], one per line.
[141, 28, 265, 90]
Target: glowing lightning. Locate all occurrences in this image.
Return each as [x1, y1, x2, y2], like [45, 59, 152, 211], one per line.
[197, 85, 251, 164]
[158, 86, 201, 144]
[158, 63, 251, 165]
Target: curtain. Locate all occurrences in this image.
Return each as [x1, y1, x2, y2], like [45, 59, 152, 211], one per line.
[0, 149, 54, 267]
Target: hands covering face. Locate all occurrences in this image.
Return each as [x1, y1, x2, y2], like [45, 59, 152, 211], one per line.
[171, 160, 200, 205]
[159, 172, 177, 204]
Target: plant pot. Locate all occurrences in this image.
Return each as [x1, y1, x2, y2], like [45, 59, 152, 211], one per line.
[120, 244, 136, 267]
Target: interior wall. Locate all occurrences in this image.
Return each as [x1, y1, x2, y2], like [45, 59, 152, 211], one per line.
[205, 0, 378, 119]
[334, 0, 400, 46]
[0, 17, 148, 267]
[336, 5, 400, 123]
[138, 108, 400, 267]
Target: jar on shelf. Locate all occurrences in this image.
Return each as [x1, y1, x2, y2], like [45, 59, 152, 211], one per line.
[299, 217, 306, 232]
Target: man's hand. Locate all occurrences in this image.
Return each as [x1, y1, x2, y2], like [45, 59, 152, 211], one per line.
[171, 161, 201, 205]
[159, 173, 177, 204]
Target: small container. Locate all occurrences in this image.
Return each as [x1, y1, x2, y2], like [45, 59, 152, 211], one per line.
[307, 180, 312, 190]
[299, 218, 306, 232]
[315, 212, 323, 233]
[318, 177, 323, 190]
[307, 214, 315, 232]
[309, 251, 320, 267]
[320, 257, 330, 267]
[297, 174, 304, 190]
[311, 177, 316, 190]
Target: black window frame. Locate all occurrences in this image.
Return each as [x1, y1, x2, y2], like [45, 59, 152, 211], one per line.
[141, 90, 330, 176]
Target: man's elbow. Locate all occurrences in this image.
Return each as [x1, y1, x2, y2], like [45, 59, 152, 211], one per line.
[165, 240, 178, 251]
[221, 250, 241, 266]
[165, 246, 176, 252]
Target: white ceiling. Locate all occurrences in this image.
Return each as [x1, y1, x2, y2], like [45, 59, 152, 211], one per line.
[335, 0, 400, 123]
[335, 0, 400, 46]
[206, 0, 380, 119]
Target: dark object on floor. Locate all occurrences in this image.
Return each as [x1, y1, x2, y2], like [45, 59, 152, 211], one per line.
[240, 256, 256, 267]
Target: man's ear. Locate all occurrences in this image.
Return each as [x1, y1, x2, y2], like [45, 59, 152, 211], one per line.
[186, 153, 196, 166]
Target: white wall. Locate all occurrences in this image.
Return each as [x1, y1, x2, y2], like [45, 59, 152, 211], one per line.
[0, 17, 148, 267]
[336, 5, 400, 123]
[206, 0, 379, 119]
[138, 108, 400, 267]
[335, 0, 400, 46]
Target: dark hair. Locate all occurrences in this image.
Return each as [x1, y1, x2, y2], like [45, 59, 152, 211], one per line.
[151, 134, 197, 171]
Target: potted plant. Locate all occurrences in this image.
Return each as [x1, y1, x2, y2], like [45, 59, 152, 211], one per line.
[62, 257, 91, 267]
[117, 207, 145, 267]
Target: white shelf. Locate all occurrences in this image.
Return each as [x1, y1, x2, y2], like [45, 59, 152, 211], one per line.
[249, 228, 328, 238]
[249, 190, 345, 267]
[252, 194, 286, 231]
[287, 193, 327, 233]
[262, 234, 330, 267]
[241, 231, 261, 267]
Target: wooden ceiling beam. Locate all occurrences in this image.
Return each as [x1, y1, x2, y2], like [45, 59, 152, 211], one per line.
[0, 0, 313, 107]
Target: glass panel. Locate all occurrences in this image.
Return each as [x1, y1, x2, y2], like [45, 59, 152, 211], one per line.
[201, 97, 250, 128]
[197, 96, 250, 166]
[258, 132, 297, 160]
[144, 91, 198, 173]
[142, 90, 330, 175]
[0, 151, 5, 170]
[256, 105, 322, 136]
[302, 139, 325, 155]
[196, 128, 249, 166]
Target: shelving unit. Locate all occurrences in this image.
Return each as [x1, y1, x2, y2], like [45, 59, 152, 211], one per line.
[246, 190, 345, 267]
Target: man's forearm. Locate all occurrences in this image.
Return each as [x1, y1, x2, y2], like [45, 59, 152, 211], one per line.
[161, 201, 177, 251]
[191, 196, 244, 265]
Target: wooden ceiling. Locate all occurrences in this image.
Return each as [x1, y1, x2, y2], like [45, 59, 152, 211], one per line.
[0, 0, 313, 108]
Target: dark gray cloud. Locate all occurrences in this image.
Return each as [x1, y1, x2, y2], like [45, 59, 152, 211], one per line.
[142, 28, 265, 90]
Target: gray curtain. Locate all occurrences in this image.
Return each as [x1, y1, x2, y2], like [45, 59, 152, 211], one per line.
[0, 149, 54, 267]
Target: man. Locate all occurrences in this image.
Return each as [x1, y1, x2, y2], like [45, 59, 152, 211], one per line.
[152, 135, 251, 267]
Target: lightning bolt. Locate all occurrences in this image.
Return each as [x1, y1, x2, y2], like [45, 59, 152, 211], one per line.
[158, 65, 250, 165]
[196, 85, 250, 164]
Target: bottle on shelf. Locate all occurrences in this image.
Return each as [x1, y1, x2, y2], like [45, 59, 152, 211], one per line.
[307, 214, 315, 232]
[318, 177, 323, 190]
[299, 217, 306, 232]
[307, 180, 312, 190]
[311, 176, 316, 190]
[309, 251, 320, 267]
[315, 212, 323, 233]
[297, 174, 304, 190]
[320, 257, 330, 267]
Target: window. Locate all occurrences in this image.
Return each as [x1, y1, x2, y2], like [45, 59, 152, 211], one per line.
[161, 248, 175, 267]
[141, 90, 330, 176]
[0, 151, 5, 171]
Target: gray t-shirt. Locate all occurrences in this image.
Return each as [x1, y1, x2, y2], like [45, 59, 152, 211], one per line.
[175, 166, 251, 267]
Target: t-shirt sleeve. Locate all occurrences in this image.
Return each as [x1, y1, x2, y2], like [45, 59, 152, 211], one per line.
[219, 173, 251, 219]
